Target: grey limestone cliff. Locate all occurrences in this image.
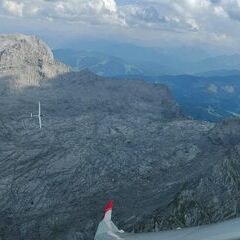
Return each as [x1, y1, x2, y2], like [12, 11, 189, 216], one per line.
[0, 34, 69, 89]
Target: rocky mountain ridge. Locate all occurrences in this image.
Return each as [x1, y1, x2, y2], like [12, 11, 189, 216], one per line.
[0, 34, 240, 240]
[0, 34, 69, 88]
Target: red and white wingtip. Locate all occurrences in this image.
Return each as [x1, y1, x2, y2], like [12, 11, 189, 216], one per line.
[95, 200, 125, 239]
[104, 200, 113, 215]
[104, 200, 113, 221]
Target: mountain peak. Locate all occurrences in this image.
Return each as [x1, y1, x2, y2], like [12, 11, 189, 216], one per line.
[0, 34, 69, 88]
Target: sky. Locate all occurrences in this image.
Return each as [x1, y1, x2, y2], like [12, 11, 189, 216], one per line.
[0, 0, 240, 53]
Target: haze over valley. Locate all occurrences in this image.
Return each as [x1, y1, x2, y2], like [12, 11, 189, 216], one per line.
[54, 43, 240, 122]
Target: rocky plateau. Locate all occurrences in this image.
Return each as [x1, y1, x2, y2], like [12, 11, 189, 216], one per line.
[0, 34, 240, 240]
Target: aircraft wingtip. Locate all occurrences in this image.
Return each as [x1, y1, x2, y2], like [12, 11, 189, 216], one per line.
[104, 200, 113, 215]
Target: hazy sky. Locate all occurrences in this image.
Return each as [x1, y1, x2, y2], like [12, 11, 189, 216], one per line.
[0, 0, 240, 52]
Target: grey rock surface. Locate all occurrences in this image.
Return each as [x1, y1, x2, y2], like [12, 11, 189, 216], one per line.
[0, 34, 69, 88]
[1, 35, 240, 240]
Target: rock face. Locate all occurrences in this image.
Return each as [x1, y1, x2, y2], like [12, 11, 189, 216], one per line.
[0, 34, 69, 88]
[1, 35, 240, 240]
[131, 119, 240, 233]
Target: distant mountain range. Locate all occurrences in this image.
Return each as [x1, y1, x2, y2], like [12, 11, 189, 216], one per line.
[192, 54, 240, 75]
[54, 47, 240, 122]
[120, 74, 240, 122]
[53, 49, 143, 76]
[53, 47, 240, 76]
[53, 42, 240, 76]
[197, 69, 240, 77]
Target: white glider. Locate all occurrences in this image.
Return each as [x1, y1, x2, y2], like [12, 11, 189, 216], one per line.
[31, 101, 42, 129]
[95, 201, 240, 240]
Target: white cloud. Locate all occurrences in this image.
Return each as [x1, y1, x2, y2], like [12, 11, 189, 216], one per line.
[213, 6, 228, 18]
[119, 3, 202, 32]
[220, 0, 240, 22]
[2, 0, 24, 17]
[0, 0, 240, 51]
[95, 0, 117, 13]
[186, 18, 200, 31]
[0, 0, 204, 31]
[0, 0, 124, 25]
